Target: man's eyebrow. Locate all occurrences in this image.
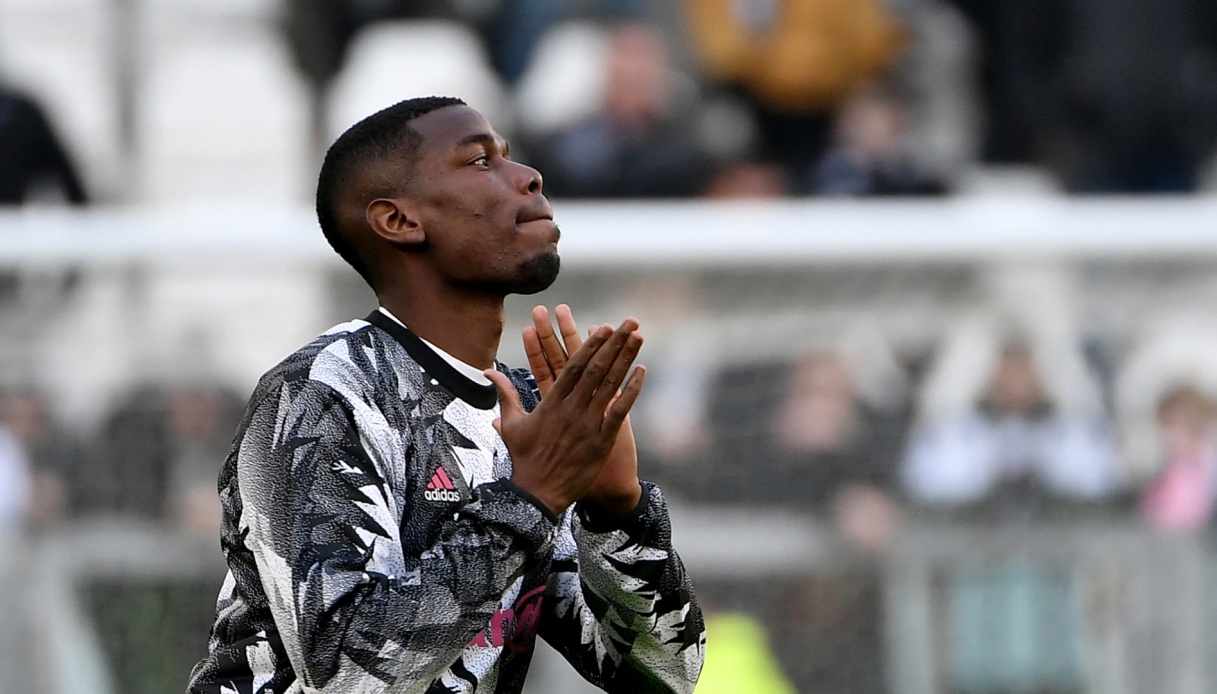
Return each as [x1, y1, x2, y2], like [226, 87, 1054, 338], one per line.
[455, 132, 510, 155]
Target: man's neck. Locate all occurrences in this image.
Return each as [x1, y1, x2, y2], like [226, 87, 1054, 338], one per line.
[376, 289, 504, 371]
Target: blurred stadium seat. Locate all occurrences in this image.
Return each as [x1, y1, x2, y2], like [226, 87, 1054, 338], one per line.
[325, 20, 509, 140]
[513, 21, 611, 137]
[133, 29, 311, 205]
[135, 0, 282, 26]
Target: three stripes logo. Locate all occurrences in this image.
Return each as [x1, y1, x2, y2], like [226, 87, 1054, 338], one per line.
[425, 467, 462, 503]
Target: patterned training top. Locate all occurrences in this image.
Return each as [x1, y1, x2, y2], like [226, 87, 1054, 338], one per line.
[186, 311, 705, 693]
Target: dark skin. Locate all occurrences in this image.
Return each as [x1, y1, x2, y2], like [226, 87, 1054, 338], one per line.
[340, 105, 644, 517]
[523, 305, 643, 515]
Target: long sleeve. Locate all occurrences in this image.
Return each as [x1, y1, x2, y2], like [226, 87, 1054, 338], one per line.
[901, 416, 1001, 504]
[233, 377, 556, 692]
[539, 482, 705, 693]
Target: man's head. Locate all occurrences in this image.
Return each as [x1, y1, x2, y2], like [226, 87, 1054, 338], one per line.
[986, 343, 1048, 416]
[603, 23, 671, 128]
[316, 96, 559, 296]
[1157, 384, 1214, 444]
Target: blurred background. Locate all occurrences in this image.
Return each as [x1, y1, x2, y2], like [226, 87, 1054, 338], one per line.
[0, 0, 1216, 692]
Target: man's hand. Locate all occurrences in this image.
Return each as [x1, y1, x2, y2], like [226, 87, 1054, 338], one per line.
[521, 305, 644, 518]
[486, 317, 646, 517]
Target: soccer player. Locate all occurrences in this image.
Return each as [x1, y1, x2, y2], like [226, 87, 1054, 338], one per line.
[186, 96, 705, 693]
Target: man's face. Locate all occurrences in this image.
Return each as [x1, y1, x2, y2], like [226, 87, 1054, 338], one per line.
[405, 105, 559, 296]
[989, 350, 1044, 415]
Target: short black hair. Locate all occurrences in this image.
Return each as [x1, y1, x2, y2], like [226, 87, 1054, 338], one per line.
[316, 96, 466, 287]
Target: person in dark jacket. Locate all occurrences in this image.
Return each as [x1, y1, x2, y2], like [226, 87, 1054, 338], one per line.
[0, 86, 87, 205]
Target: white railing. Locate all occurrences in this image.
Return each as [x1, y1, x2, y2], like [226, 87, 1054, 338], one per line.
[1, 197, 1217, 268]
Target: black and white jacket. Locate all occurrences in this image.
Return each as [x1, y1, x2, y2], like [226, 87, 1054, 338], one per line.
[187, 311, 705, 693]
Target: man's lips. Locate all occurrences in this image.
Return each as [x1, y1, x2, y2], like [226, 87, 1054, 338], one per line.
[517, 203, 553, 225]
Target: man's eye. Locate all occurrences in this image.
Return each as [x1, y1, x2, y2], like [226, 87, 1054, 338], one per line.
[472, 155, 489, 167]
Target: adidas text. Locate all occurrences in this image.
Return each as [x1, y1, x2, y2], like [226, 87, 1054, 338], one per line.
[425, 489, 462, 503]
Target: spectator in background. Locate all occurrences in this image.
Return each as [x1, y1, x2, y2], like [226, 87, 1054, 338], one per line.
[941, 0, 1071, 168]
[682, 0, 908, 174]
[771, 350, 906, 549]
[0, 398, 33, 529]
[0, 387, 82, 527]
[526, 22, 712, 198]
[87, 383, 242, 531]
[766, 347, 906, 694]
[687, 341, 909, 694]
[164, 386, 245, 537]
[902, 327, 1115, 694]
[0, 85, 87, 205]
[83, 384, 242, 693]
[946, 0, 1217, 192]
[1138, 385, 1217, 532]
[1058, 0, 1217, 192]
[1113, 327, 1217, 531]
[696, 344, 909, 520]
[902, 338, 1117, 518]
[810, 81, 947, 197]
[87, 385, 171, 519]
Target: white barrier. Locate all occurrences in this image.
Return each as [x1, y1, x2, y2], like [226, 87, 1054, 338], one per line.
[1, 198, 1216, 267]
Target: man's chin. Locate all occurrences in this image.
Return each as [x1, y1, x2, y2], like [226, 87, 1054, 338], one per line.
[510, 251, 561, 295]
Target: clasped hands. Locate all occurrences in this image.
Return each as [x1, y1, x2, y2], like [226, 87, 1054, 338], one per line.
[486, 305, 644, 519]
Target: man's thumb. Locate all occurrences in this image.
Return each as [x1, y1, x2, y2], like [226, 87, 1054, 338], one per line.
[485, 369, 524, 422]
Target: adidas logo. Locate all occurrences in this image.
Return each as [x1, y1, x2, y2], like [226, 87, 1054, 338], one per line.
[425, 467, 462, 502]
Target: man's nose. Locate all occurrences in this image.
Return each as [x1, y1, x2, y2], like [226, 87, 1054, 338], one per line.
[511, 160, 543, 195]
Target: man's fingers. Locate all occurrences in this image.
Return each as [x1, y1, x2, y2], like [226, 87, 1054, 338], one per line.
[590, 330, 644, 410]
[548, 324, 612, 400]
[486, 369, 525, 425]
[571, 319, 638, 405]
[555, 304, 584, 356]
[602, 365, 646, 439]
[531, 305, 569, 373]
[522, 326, 555, 396]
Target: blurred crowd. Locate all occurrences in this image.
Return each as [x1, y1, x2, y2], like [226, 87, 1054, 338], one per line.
[1, 0, 1215, 205]
[0, 381, 243, 535]
[551, 258, 1217, 693]
[627, 292, 1217, 693]
[272, 0, 1217, 197]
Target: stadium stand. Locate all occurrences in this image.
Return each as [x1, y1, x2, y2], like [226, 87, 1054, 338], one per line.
[0, 0, 121, 200]
[325, 20, 510, 141]
[133, 28, 311, 204]
[512, 21, 611, 137]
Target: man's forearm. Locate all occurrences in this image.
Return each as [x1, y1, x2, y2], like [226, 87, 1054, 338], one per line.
[543, 483, 705, 693]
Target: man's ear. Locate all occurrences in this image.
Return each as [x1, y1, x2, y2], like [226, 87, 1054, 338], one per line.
[366, 198, 425, 246]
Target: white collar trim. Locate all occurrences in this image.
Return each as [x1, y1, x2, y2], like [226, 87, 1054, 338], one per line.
[377, 307, 492, 386]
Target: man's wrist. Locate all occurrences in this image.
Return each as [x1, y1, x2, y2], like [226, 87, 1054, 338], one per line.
[481, 479, 562, 525]
[578, 483, 645, 525]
